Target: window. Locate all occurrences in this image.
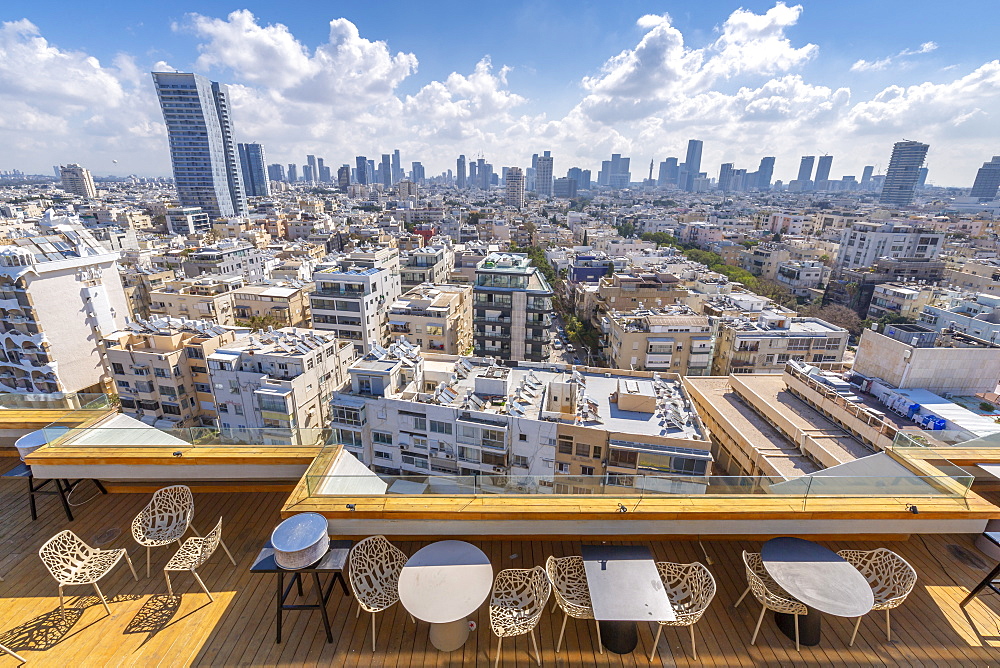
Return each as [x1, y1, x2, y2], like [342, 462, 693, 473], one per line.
[374, 450, 393, 460]
[481, 428, 505, 450]
[158, 385, 176, 397]
[186, 347, 204, 359]
[258, 395, 288, 413]
[116, 380, 131, 391]
[337, 429, 363, 448]
[592, 446, 602, 459]
[412, 416, 427, 431]
[430, 420, 452, 434]
[555, 462, 571, 474]
[608, 449, 638, 468]
[413, 436, 428, 450]
[512, 455, 529, 468]
[133, 367, 150, 376]
[194, 383, 210, 393]
[190, 365, 207, 374]
[558, 438, 573, 454]
[581, 466, 595, 476]
[111, 362, 124, 375]
[134, 381, 154, 393]
[229, 380, 241, 394]
[372, 431, 393, 446]
[234, 405, 244, 416]
[162, 403, 181, 416]
[519, 433, 527, 441]
[332, 405, 365, 427]
[218, 404, 229, 413]
[154, 367, 168, 378]
[119, 397, 136, 409]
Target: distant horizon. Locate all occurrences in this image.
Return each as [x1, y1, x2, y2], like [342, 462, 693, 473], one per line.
[2, 2, 999, 187]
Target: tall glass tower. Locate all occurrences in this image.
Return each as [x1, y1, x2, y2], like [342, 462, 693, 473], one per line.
[880, 140, 929, 207]
[152, 72, 247, 218]
[238, 143, 271, 198]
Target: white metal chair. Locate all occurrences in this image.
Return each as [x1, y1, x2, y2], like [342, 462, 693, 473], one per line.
[131, 485, 235, 578]
[837, 548, 917, 645]
[650, 561, 716, 661]
[38, 529, 138, 622]
[348, 535, 414, 652]
[734, 550, 806, 651]
[490, 566, 551, 668]
[0, 643, 25, 664]
[545, 555, 602, 654]
[163, 517, 224, 602]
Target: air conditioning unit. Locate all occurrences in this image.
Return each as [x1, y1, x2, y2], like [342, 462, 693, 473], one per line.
[493, 466, 504, 473]
[444, 453, 453, 459]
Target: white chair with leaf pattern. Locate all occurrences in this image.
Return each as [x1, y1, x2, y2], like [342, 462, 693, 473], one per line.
[649, 561, 716, 661]
[348, 535, 414, 652]
[39, 529, 138, 621]
[163, 517, 224, 602]
[837, 548, 917, 645]
[489, 566, 551, 668]
[545, 555, 602, 654]
[735, 550, 807, 651]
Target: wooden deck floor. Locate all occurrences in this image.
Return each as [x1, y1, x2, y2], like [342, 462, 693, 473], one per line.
[4, 459, 1000, 666]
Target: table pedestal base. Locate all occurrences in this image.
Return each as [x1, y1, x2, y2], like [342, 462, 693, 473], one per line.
[598, 620, 638, 654]
[775, 607, 821, 646]
[429, 618, 470, 651]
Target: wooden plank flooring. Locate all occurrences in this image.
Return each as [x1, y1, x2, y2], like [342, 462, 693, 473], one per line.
[4, 457, 1000, 666]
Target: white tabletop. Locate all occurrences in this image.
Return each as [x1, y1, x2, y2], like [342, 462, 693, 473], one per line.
[398, 540, 493, 623]
[581, 545, 675, 622]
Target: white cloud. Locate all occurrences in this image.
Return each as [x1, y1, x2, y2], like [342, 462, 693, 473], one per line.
[851, 41, 938, 72]
[1, 6, 999, 186]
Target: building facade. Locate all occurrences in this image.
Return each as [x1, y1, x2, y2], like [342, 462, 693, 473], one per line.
[601, 307, 714, 375]
[472, 253, 553, 362]
[880, 140, 930, 207]
[388, 284, 472, 354]
[59, 164, 97, 199]
[712, 313, 848, 375]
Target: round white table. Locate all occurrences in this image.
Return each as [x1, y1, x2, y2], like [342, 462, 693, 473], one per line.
[397, 540, 493, 652]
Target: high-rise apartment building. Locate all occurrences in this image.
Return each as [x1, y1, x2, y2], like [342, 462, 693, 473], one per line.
[718, 163, 734, 192]
[756, 157, 775, 190]
[860, 165, 874, 190]
[381, 154, 392, 187]
[505, 166, 525, 209]
[797, 156, 815, 183]
[598, 153, 632, 188]
[410, 162, 425, 184]
[152, 72, 247, 219]
[306, 155, 317, 185]
[267, 163, 285, 183]
[684, 140, 703, 191]
[337, 165, 350, 192]
[535, 151, 553, 197]
[456, 155, 467, 188]
[0, 211, 129, 394]
[287, 164, 297, 183]
[472, 253, 553, 362]
[392, 149, 402, 184]
[355, 156, 368, 186]
[657, 158, 678, 187]
[971, 156, 1000, 200]
[815, 155, 833, 186]
[880, 140, 929, 207]
[237, 143, 271, 198]
[59, 163, 97, 199]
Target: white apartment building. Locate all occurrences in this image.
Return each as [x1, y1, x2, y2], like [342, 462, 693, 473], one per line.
[836, 222, 945, 270]
[207, 327, 357, 445]
[329, 342, 712, 490]
[59, 164, 97, 199]
[311, 247, 402, 354]
[0, 211, 129, 393]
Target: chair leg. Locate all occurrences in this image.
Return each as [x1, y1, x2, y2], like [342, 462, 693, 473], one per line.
[0, 642, 26, 664]
[410, 613, 416, 624]
[550, 599, 557, 614]
[649, 624, 663, 662]
[595, 618, 603, 655]
[93, 582, 111, 616]
[690, 624, 697, 661]
[494, 636, 502, 668]
[219, 539, 236, 566]
[750, 605, 766, 645]
[191, 568, 214, 602]
[123, 550, 138, 581]
[165, 571, 174, 596]
[355, 601, 361, 618]
[371, 612, 377, 653]
[556, 612, 568, 653]
[58, 583, 66, 623]
[146, 546, 151, 578]
[850, 616, 862, 647]
[794, 614, 800, 652]
[885, 609, 891, 642]
[734, 585, 751, 609]
[530, 628, 541, 666]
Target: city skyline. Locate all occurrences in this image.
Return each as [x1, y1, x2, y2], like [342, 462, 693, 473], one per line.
[2, 2, 1000, 185]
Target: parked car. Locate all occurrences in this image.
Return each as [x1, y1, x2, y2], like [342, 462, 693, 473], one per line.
[566, 344, 576, 352]
[553, 341, 563, 350]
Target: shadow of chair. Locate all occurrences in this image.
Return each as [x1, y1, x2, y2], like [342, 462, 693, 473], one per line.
[123, 594, 182, 645]
[0, 608, 84, 654]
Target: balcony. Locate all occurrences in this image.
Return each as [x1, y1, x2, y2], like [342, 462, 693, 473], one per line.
[474, 329, 511, 339]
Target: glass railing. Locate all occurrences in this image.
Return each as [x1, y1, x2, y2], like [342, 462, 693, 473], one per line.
[302, 472, 973, 499]
[37, 425, 337, 449]
[0, 393, 113, 411]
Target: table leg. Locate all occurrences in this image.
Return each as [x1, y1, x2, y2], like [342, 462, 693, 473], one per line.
[961, 561, 1000, 607]
[26, 475, 37, 521]
[775, 607, 821, 646]
[276, 571, 284, 644]
[313, 572, 334, 643]
[598, 620, 638, 654]
[56, 480, 74, 521]
[428, 618, 471, 652]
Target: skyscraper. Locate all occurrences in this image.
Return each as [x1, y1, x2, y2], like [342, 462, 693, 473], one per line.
[718, 163, 734, 192]
[337, 165, 350, 192]
[797, 156, 816, 183]
[860, 165, 874, 190]
[59, 163, 97, 199]
[456, 155, 467, 188]
[916, 167, 928, 188]
[880, 140, 929, 207]
[267, 163, 285, 183]
[815, 155, 833, 185]
[505, 166, 525, 209]
[152, 71, 247, 218]
[381, 154, 391, 187]
[306, 155, 317, 185]
[684, 140, 703, 191]
[355, 156, 368, 185]
[287, 163, 297, 183]
[535, 151, 553, 197]
[237, 143, 271, 197]
[657, 158, 678, 187]
[392, 149, 402, 185]
[971, 156, 1000, 200]
[756, 157, 775, 191]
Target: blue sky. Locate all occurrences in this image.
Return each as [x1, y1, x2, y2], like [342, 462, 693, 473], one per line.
[3, 2, 1000, 184]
